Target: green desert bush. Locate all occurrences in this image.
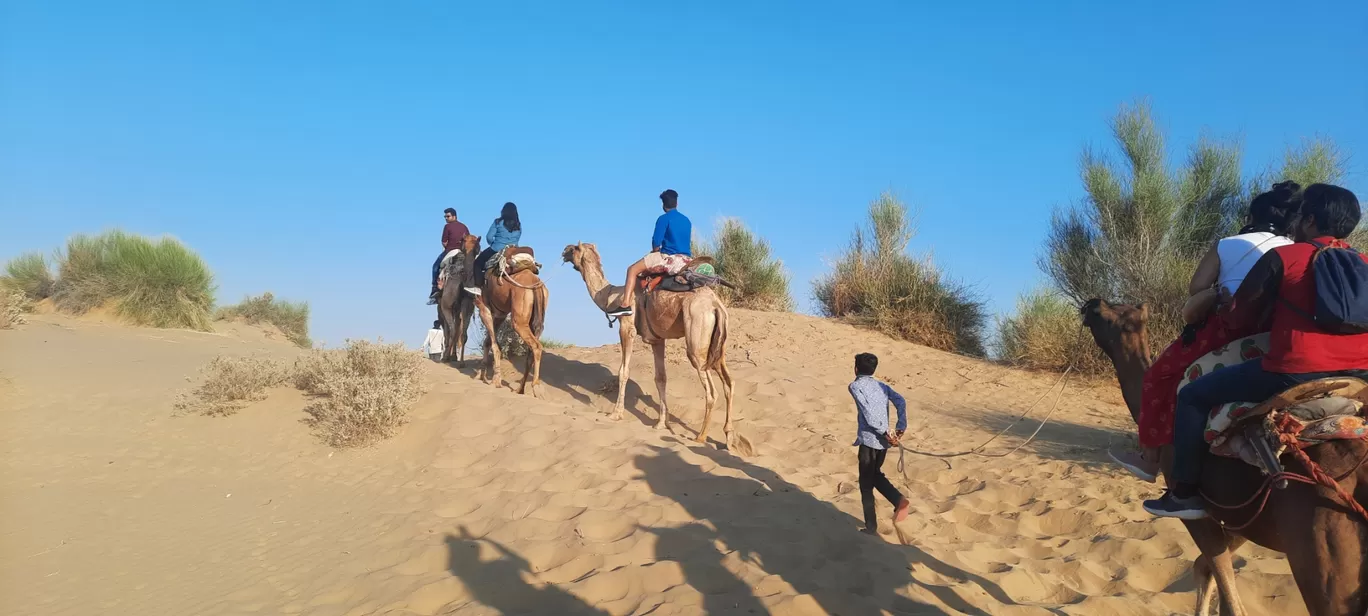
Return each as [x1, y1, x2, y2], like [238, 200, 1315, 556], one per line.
[217, 292, 311, 347]
[692, 218, 794, 311]
[1039, 101, 1348, 360]
[294, 340, 426, 447]
[51, 230, 216, 330]
[995, 289, 1108, 374]
[175, 355, 291, 416]
[1, 252, 56, 300]
[814, 193, 986, 356]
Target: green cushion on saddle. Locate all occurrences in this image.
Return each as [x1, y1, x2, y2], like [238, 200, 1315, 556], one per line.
[693, 263, 715, 277]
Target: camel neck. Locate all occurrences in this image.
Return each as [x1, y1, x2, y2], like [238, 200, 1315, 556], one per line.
[1109, 348, 1151, 424]
[580, 262, 614, 310]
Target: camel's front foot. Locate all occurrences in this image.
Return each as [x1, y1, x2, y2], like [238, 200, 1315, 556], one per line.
[693, 430, 709, 445]
[653, 414, 668, 431]
[607, 407, 625, 421]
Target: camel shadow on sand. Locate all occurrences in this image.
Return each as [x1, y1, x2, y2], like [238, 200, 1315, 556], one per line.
[444, 527, 610, 615]
[634, 442, 1043, 616]
[439, 350, 669, 430]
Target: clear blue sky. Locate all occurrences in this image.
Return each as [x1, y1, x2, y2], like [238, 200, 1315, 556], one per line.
[3, 1, 1365, 350]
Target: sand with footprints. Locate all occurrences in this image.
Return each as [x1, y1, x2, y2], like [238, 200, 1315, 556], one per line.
[0, 309, 1305, 615]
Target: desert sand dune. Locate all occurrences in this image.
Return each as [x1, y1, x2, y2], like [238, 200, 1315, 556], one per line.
[0, 310, 1305, 615]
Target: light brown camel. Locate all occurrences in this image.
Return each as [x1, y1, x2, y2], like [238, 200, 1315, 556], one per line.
[1082, 298, 1368, 616]
[562, 243, 749, 454]
[437, 234, 481, 364]
[472, 248, 550, 396]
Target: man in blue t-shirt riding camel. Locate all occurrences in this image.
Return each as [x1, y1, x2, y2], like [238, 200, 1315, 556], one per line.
[606, 189, 692, 318]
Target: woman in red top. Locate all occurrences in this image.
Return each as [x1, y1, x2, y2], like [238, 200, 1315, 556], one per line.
[1146, 184, 1368, 519]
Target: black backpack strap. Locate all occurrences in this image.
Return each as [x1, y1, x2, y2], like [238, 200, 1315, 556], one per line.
[1278, 295, 1317, 322]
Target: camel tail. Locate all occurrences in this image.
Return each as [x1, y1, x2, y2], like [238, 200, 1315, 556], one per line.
[530, 284, 549, 338]
[706, 305, 728, 371]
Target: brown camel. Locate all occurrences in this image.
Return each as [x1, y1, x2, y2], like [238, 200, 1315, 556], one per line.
[437, 234, 481, 364]
[1082, 298, 1368, 616]
[562, 243, 749, 454]
[472, 247, 550, 396]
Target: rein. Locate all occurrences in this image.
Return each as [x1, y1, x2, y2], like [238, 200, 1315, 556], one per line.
[895, 324, 1089, 477]
[499, 269, 545, 290]
[1201, 418, 1368, 530]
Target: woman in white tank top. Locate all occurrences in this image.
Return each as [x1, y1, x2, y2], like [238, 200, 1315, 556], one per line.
[1180, 228, 1293, 323]
[1111, 182, 1303, 482]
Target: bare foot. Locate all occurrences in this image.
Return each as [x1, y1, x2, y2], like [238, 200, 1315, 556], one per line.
[894, 498, 911, 523]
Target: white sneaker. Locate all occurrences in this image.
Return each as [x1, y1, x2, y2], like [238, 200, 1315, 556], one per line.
[465, 287, 482, 296]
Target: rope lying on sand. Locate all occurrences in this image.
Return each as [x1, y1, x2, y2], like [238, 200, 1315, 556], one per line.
[896, 324, 1087, 475]
[897, 365, 1074, 475]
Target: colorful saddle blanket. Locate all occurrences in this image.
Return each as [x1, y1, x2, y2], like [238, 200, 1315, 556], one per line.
[1178, 333, 1367, 467]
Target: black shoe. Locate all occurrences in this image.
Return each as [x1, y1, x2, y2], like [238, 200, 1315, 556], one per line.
[605, 306, 633, 318]
[427, 290, 440, 305]
[1142, 491, 1208, 519]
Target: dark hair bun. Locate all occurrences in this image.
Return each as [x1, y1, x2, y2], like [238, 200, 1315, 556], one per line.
[1270, 180, 1301, 194]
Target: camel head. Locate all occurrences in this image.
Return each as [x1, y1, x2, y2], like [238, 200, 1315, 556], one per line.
[462, 234, 481, 254]
[561, 242, 602, 273]
[1080, 298, 1151, 364]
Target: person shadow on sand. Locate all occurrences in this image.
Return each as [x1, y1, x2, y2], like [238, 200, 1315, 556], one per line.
[445, 526, 609, 616]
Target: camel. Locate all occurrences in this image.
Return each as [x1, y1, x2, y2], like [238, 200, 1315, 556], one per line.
[1082, 298, 1368, 616]
[562, 243, 749, 454]
[472, 246, 550, 396]
[437, 234, 481, 364]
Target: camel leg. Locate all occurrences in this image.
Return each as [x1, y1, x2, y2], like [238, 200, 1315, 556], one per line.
[651, 341, 669, 431]
[457, 297, 473, 365]
[511, 316, 543, 397]
[715, 358, 738, 452]
[693, 366, 716, 444]
[1192, 555, 1217, 616]
[1183, 520, 1247, 616]
[476, 300, 502, 388]
[611, 323, 633, 420]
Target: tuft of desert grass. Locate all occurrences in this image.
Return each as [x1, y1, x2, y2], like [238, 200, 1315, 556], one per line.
[175, 356, 291, 416]
[51, 230, 216, 330]
[217, 292, 311, 348]
[995, 289, 1109, 375]
[540, 338, 570, 349]
[1, 252, 56, 300]
[813, 193, 986, 356]
[293, 340, 425, 448]
[692, 217, 794, 311]
[1, 290, 33, 329]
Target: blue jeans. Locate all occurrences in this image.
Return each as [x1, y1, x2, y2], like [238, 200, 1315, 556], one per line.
[1171, 359, 1339, 492]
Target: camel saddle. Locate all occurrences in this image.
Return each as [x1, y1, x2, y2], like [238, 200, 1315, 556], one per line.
[489, 246, 540, 277]
[1179, 333, 1368, 478]
[438, 250, 465, 284]
[637, 256, 725, 294]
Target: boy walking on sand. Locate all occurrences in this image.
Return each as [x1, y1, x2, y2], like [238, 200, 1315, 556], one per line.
[849, 352, 911, 534]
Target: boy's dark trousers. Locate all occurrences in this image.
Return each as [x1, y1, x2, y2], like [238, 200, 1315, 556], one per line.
[858, 444, 903, 531]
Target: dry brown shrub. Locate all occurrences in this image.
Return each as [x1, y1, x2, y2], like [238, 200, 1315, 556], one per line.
[996, 290, 1110, 375]
[293, 340, 425, 447]
[176, 355, 291, 416]
[1, 290, 33, 328]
